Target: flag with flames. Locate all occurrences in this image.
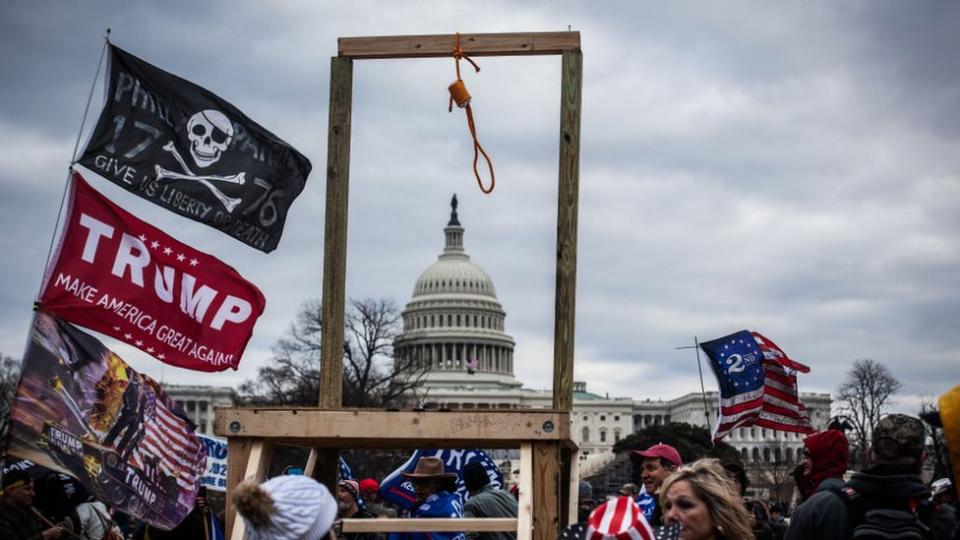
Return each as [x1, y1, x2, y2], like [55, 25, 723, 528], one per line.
[5, 311, 205, 530]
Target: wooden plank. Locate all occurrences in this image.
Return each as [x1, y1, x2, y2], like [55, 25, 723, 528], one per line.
[532, 442, 560, 540]
[342, 518, 516, 533]
[314, 448, 339, 495]
[566, 448, 580, 525]
[339, 32, 580, 59]
[304, 447, 319, 477]
[230, 440, 273, 540]
[552, 49, 582, 412]
[224, 437, 252, 538]
[319, 55, 353, 409]
[215, 409, 570, 447]
[517, 444, 533, 540]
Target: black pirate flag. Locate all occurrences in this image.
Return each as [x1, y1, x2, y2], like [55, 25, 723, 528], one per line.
[78, 45, 311, 253]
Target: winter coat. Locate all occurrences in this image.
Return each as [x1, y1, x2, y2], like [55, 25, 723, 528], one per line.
[785, 464, 956, 540]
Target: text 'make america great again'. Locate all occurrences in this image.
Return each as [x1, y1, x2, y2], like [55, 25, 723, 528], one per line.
[39, 172, 265, 372]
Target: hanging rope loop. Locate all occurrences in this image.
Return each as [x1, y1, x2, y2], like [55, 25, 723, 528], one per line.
[447, 33, 495, 194]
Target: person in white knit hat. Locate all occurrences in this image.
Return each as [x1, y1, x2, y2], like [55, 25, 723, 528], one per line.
[234, 475, 338, 540]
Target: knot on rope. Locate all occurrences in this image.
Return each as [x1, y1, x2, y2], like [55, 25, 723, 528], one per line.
[448, 33, 494, 194]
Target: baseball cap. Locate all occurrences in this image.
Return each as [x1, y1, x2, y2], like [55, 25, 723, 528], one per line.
[630, 443, 682, 467]
[872, 414, 925, 462]
[358, 478, 380, 494]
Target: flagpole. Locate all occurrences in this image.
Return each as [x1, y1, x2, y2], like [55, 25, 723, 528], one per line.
[70, 29, 110, 164]
[675, 338, 712, 436]
[38, 29, 111, 294]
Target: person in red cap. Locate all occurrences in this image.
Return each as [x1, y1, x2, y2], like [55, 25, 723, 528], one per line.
[358, 478, 397, 518]
[630, 443, 682, 526]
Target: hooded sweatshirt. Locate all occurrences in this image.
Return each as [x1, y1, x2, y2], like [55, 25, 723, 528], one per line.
[793, 429, 849, 500]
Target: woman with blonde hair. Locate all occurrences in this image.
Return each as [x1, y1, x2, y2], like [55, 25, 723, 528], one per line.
[659, 459, 753, 540]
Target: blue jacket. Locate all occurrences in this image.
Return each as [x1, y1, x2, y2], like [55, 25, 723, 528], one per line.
[390, 491, 465, 540]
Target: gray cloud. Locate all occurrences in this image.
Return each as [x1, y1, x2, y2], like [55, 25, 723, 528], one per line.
[1, 1, 957, 411]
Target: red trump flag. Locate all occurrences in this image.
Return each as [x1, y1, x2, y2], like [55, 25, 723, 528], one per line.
[39, 172, 265, 371]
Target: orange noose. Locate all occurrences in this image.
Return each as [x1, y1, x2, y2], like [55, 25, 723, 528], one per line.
[448, 33, 495, 194]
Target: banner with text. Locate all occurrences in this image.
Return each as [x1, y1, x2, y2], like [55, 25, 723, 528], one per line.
[198, 435, 227, 492]
[77, 44, 312, 252]
[6, 312, 206, 530]
[39, 172, 265, 372]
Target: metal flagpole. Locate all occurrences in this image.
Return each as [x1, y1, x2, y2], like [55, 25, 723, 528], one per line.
[38, 29, 111, 293]
[675, 337, 712, 435]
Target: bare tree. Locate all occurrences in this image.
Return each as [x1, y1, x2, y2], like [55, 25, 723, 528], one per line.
[836, 359, 902, 467]
[239, 298, 426, 408]
[919, 400, 950, 481]
[748, 438, 797, 503]
[0, 354, 22, 438]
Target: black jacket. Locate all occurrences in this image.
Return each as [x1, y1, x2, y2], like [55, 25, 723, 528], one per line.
[785, 465, 956, 540]
[0, 500, 45, 540]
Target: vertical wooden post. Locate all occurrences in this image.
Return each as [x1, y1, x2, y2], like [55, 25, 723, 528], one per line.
[517, 444, 533, 540]
[317, 55, 354, 491]
[229, 440, 274, 540]
[552, 48, 582, 412]
[559, 447, 579, 527]
[532, 442, 561, 540]
[224, 437, 253, 538]
[565, 448, 580, 525]
[320, 56, 353, 408]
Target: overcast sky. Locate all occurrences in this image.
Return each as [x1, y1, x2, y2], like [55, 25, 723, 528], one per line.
[2, 1, 957, 413]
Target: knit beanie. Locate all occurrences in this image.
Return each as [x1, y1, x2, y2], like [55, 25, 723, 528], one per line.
[234, 475, 337, 540]
[339, 479, 360, 502]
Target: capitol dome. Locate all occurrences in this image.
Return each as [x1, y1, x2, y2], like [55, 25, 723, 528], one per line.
[394, 195, 519, 390]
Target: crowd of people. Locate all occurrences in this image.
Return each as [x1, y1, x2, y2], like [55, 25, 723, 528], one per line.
[3, 389, 958, 540]
[228, 409, 957, 540]
[565, 411, 958, 540]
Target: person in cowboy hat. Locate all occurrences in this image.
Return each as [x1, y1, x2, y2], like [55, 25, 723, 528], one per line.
[394, 457, 465, 540]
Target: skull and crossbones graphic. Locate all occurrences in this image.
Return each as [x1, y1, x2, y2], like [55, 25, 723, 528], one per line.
[155, 110, 246, 213]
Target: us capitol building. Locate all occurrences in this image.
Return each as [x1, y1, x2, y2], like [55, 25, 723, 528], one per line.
[393, 196, 832, 473]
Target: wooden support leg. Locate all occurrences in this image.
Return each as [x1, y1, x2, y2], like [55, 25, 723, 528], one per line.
[558, 447, 579, 527]
[565, 448, 580, 526]
[305, 448, 319, 477]
[532, 442, 560, 540]
[225, 437, 251, 538]
[315, 448, 340, 494]
[517, 444, 533, 540]
[227, 439, 273, 540]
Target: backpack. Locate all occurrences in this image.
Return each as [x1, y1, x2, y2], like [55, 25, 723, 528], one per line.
[829, 484, 935, 540]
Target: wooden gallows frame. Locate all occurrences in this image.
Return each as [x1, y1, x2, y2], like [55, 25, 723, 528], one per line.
[215, 31, 583, 540]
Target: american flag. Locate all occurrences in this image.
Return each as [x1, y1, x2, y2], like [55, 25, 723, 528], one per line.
[129, 392, 206, 491]
[700, 330, 812, 442]
[752, 332, 814, 435]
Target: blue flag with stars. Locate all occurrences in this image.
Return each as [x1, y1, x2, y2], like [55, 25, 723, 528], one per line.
[700, 330, 767, 441]
[700, 330, 765, 396]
